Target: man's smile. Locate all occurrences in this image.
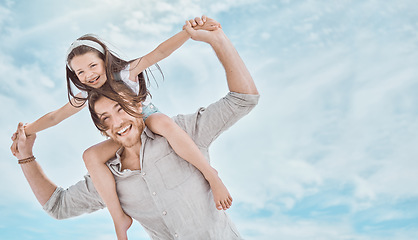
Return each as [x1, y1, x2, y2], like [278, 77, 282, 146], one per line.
[116, 124, 132, 136]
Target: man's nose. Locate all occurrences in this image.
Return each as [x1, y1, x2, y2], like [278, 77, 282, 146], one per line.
[113, 115, 124, 128]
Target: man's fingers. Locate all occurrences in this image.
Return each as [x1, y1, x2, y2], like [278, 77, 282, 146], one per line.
[194, 16, 204, 25]
[189, 19, 197, 27]
[205, 18, 222, 29]
[207, 24, 219, 31]
[11, 131, 17, 141]
[10, 140, 17, 156]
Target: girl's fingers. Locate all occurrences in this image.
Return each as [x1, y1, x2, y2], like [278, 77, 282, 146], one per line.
[17, 122, 26, 140]
[184, 21, 194, 36]
[202, 15, 207, 23]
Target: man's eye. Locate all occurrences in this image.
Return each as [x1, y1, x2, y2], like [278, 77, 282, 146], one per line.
[118, 107, 123, 112]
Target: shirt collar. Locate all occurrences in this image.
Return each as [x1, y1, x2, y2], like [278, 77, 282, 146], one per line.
[106, 147, 123, 171]
[143, 126, 155, 139]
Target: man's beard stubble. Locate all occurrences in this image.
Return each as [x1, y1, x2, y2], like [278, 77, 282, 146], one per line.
[113, 118, 145, 148]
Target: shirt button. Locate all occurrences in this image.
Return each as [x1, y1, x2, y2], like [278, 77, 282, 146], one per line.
[150, 105, 154, 109]
[174, 233, 178, 238]
[162, 211, 167, 216]
[152, 192, 156, 196]
[142, 172, 146, 176]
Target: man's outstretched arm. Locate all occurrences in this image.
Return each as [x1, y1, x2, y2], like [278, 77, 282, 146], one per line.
[12, 123, 105, 219]
[178, 19, 259, 148]
[184, 20, 259, 95]
[13, 123, 57, 206]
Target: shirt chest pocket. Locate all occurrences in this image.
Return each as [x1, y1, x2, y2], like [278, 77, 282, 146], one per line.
[154, 152, 193, 189]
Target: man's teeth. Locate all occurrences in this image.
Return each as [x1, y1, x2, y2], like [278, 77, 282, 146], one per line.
[117, 125, 131, 135]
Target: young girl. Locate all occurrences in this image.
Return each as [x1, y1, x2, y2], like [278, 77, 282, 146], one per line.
[12, 17, 232, 240]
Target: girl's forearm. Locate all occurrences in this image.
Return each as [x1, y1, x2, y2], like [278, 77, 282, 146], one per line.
[24, 112, 59, 135]
[147, 30, 190, 64]
[25, 100, 84, 136]
[157, 30, 190, 55]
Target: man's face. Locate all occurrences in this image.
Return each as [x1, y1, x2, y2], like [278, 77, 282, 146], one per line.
[94, 96, 143, 148]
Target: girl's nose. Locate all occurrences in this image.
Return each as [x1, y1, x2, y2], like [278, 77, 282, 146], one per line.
[86, 71, 94, 79]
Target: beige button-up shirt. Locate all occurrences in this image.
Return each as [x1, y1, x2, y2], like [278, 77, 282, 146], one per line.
[43, 92, 260, 240]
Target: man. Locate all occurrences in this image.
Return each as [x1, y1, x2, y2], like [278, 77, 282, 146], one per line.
[13, 19, 259, 239]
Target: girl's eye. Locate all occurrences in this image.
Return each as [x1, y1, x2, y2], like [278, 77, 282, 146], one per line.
[102, 117, 109, 122]
[91, 64, 96, 68]
[77, 71, 84, 76]
[117, 107, 123, 112]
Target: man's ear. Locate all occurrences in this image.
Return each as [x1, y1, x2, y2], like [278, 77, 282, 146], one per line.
[100, 131, 109, 138]
[138, 104, 143, 115]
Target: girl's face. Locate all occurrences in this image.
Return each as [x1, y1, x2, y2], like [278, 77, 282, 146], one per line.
[70, 52, 107, 88]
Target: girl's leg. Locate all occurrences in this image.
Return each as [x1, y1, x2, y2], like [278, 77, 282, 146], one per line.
[145, 113, 233, 210]
[83, 139, 133, 240]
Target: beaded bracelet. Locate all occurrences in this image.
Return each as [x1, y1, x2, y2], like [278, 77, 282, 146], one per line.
[18, 156, 36, 164]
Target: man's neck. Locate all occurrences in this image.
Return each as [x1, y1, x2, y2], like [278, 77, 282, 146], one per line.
[120, 142, 141, 171]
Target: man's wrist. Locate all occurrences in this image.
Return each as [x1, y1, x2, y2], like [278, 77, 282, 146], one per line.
[18, 155, 36, 164]
[17, 152, 34, 160]
[209, 29, 228, 49]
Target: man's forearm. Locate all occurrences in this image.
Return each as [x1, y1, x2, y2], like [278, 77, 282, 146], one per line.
[20, 161, 57, 206]
[210, 30, 259, 95]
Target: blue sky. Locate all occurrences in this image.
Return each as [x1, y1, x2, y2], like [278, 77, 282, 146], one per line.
[1, 0, 418, 239]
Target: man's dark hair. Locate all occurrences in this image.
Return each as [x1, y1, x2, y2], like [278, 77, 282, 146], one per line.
[88, 78, 147, 133]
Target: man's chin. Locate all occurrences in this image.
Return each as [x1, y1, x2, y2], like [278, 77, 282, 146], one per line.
[115, 136, 141, 148]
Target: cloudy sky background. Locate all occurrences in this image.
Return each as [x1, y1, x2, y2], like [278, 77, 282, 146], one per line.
[1, 0, 418, 239]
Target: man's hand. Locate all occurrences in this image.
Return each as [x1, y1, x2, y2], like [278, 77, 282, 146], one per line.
[183, 16, 225, 46]
[11, 122, 36, 160]
[184, 15, 221, 31]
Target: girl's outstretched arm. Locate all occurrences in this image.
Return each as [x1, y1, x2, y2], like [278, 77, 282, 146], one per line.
[83, 139, 132, 240]
[146, 113, 233, 211]
[25, 92, 86, 135]
[11, 92, 86, 156]
[128, 16, 221, 79]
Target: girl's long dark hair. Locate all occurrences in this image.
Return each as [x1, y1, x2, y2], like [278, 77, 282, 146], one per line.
[65, 34, 157, 109]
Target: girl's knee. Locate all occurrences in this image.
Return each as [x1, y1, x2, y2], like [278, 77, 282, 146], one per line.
[146, 113, 177, 132]
[82, 147, 99, 165]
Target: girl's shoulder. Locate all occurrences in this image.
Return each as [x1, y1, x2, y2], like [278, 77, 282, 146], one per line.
[118, 64, 140, 95]
[119, 64, 132, 82]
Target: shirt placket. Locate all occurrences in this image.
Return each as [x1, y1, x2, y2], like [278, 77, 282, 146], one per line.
[141, 133, 180, 239]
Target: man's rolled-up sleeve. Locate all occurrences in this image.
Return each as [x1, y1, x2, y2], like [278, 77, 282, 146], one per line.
[43, 174, 106, 220]
[175, 92, 260, 148]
